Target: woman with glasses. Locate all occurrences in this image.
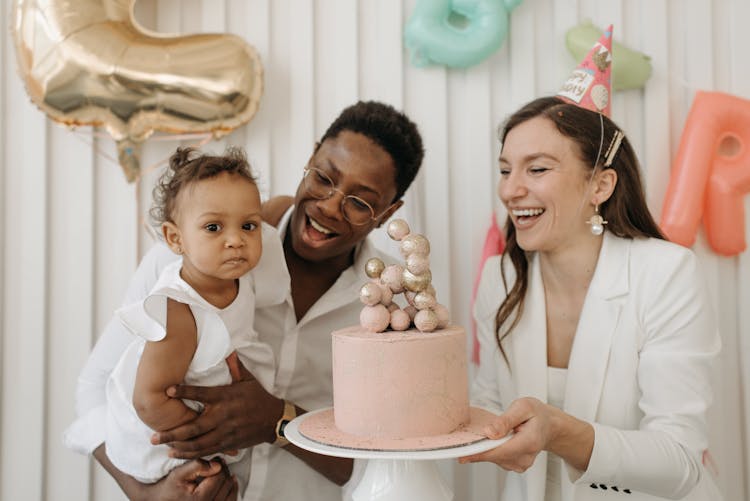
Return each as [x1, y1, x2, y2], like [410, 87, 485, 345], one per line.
[68, 101, 424, 501]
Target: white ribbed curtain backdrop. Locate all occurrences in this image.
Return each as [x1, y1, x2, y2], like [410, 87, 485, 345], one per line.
[2, 0, 748, 500]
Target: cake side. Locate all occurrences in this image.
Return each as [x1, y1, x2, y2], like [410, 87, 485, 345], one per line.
[332, 325, 470, 439]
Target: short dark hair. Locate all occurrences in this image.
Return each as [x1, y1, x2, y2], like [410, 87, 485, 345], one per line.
[150, 146, 257, 225]
[318, 101, 424, 201]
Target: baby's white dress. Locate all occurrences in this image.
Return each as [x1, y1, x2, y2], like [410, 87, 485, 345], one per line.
[103, 259, 275, 483]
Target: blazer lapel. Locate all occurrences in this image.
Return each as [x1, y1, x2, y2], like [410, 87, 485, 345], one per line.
[509, 252, 548, 404]
[507, 253, 548, 501]
[564, 233, 630, 422]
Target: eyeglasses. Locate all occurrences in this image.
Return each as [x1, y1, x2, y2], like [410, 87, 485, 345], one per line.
[303, 166, 394, 225]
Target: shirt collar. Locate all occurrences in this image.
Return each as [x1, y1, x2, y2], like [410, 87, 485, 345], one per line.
[277, 206, 381, 323]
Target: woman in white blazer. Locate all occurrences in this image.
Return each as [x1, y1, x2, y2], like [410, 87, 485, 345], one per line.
[460, 97, 722, 501]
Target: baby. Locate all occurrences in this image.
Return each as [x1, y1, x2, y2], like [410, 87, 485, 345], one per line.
[97, 147, 278, 482]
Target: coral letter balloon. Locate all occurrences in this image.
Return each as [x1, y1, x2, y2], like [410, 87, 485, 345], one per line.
[660, 91, 750, 256]
[12, 0, 263, 181]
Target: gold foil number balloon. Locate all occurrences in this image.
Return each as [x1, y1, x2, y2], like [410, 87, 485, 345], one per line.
[12, 0, 264, 181]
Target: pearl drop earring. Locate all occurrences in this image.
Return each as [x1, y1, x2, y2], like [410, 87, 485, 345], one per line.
[586, 206, 607, 236]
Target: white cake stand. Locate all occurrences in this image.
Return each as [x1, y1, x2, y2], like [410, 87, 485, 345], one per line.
[285, 408, 509, 501]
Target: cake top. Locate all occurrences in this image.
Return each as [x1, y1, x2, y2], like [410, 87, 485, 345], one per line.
[334, 324, 462, 341]
[358, 218, 450, 333]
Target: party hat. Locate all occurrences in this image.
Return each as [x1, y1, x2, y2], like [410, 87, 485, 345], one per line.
[557, 24, 614, 116]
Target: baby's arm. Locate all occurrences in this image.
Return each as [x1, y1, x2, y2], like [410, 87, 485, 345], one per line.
[133, 298, 199, 431]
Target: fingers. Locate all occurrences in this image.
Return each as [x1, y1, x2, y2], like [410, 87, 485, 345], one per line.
[153, 402, 232, 446]
[224, 351, 257, 384]
[166, 429, 232, 459]
[457, 439, 536, 472]
[227, 476, 240, 501]
[152, 419, 212, 446]
[458, 450, 492, 464]
[173, 459, 222, 483]
[459, 400, 547, 473]
[483, 414, 514, 440]
[235, 359, 255, 382]
[199, 459, 238, 501]
[494, 429, 540, 463]
[167, 383, 224, 402]
[457, 439, 520, 465]
[212, 475, 239, 501]
[484, 398, 536, 439]
[225, 352, 242, 383]
[155, 378, 270, 456]
[192, 463, 232, 500]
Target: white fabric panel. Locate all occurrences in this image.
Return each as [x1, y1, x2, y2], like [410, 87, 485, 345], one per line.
[642, 0, 671, 216]
[46, 126, 95, 501]
[289, 0, 315, 180]
[2, 2, 48, 499]
[239, 0, 273, 200]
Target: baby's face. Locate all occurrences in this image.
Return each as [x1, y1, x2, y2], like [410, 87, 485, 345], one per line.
[174, 172, 263, 283]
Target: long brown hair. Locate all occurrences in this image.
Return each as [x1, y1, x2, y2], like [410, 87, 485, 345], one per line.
[494, 97, 665, 357]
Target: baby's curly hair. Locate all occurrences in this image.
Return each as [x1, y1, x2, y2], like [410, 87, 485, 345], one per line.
[150, 146, 257, 225]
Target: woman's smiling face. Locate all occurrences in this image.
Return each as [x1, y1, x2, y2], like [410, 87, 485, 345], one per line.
[498, 116, 595, 253]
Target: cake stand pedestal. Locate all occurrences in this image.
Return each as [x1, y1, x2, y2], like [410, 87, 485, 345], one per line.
[285, 408, 509, 501]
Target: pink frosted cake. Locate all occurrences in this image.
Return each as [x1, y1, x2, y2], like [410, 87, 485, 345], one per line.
[332, 325, 469, 439]
[297, 219, 496, 450]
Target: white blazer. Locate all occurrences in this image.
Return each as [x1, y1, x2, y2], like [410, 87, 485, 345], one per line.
[472, 233, 723, 501]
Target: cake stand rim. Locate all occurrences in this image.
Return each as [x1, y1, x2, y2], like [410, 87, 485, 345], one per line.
[285, 406, 510, 460]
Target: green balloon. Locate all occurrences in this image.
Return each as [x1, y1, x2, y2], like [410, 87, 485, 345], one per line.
[566, 21, 652, 91]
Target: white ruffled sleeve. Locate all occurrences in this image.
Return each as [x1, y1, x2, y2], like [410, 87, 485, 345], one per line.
[128, 281, 233, 374]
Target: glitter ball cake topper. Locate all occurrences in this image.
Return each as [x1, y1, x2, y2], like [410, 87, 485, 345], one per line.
[358, 219, 450, 333]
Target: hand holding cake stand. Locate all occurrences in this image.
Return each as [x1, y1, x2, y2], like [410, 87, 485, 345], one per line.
[285, 407, 509, 501]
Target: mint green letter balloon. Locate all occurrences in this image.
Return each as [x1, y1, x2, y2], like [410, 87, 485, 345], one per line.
[405, 0, 523, 69]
